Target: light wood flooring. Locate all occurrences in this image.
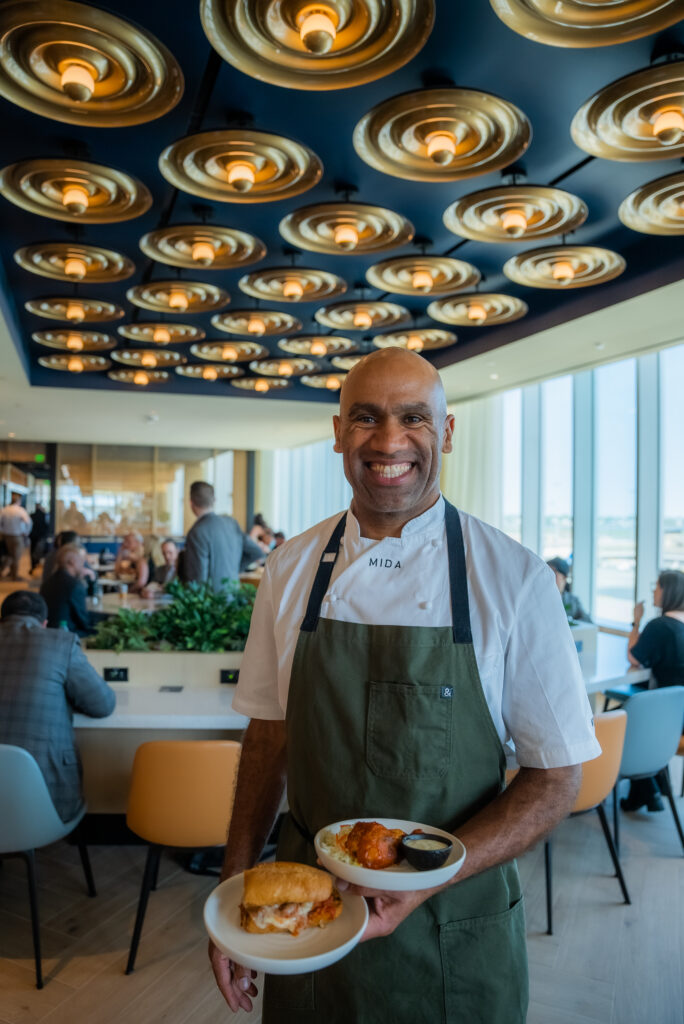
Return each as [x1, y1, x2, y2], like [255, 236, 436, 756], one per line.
[1, 774, 682, 1024]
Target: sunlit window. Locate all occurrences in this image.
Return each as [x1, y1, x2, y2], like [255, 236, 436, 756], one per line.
[541, 376, 573, 560]
[659, 345, 684, 570]
[501, 390, 522, 542]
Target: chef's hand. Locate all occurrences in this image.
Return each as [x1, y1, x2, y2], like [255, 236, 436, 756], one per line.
[335, 878, 442, 942]
[208, 939, 258, 1013]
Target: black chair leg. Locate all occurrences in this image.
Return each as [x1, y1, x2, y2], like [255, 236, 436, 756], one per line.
[22, 850, 43, 989]
[125, 844, 162, 975]
[151, 851, 161, 892]
[596, 804, 631, 904]
[657, 769, 684, 855]
[612, 784, 620, 855]
[75, 833, 97, 898]
[544, 839, 553, 936]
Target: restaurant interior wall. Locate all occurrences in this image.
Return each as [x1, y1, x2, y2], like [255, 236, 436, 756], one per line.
[55, 443, 241, 538]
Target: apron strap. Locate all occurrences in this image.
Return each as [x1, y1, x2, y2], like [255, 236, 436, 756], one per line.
[300, 513, 347, 632]
[444, 500, 473, 644]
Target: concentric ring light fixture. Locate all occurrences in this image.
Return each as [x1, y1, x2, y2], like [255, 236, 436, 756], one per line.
[618, 171, 684, 234]
[14, 243, 135, 283]
[571, 61, 684, 160]
[427, 293, 528, 327]
[279, 202, 414, 254]
[0, 158, 152, 223]
[248, 357, 317, 377]
[38, 353, 110, 372]
[239, 267, 346, 303]
[32, 329, 116, 352]
[230, 377, 291, 394]
[443, 185, 587, 243]
[314, 300, 409, 331]
[108, 369, 170, 386]
[353, 88, 531, 181]
[25, 297, 124, 323]
[301, 372, 347, 391]
[0, 0, 183, 126]
[503, 245, 626, 289]
[127, 280, 230, 314]
[111, 349, 185, 370]
[331, 354, 365, 370]
[372, 329, 457, 351]
[278, 335, 356, 357]
[489, 0, 684, 47]
[190, 340, 269, 363]
[139, 225, 266, 270]
[159, 130, 322, 204]
[211, 309, 302, 337]
[200, 0, 434, 91]
[365, 255, 480, 296]
[175, 363, 244, 381]
[118, 323, 205, 345]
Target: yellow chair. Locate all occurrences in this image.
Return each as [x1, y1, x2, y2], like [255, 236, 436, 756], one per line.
[125, 740, 241, 974]
[544, 710, 629, 935]
[678, 734, 684, 798]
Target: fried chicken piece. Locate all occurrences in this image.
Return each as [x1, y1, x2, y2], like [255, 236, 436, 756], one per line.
[341, 821, 405, 869]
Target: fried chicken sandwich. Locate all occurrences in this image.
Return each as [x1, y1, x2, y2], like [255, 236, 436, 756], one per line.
[239, 862, 342, 936]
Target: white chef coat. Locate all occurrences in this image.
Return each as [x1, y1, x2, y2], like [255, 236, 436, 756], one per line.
[233, 496, 600, 769]
[0, 504, 31, 536]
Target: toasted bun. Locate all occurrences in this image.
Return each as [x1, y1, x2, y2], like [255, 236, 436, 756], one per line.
[242, 861, 332, 907]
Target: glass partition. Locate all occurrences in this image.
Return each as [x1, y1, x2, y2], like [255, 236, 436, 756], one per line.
[660, 345, 684, 570]
[541, 376, 573, 559]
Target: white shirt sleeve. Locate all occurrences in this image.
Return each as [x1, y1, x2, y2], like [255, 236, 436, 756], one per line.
[232, 558, 285, 720]
[503, 563, 601, 769]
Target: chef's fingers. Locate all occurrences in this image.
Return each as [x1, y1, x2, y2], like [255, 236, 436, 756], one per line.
[208, 941, 240, 1012]
[233, 963, 258, 1012]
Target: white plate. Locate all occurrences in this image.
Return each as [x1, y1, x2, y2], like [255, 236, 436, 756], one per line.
[314, 818, 466, 893]
[204, 872, 368, 975]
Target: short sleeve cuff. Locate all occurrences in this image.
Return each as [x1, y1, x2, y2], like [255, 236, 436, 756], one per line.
[231, 692, 285, 721]
[514, 736, 602, 770]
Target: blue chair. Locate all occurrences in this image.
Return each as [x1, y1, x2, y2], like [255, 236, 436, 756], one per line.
[613, 686, 684, 855]
[0, 745, 97, 988]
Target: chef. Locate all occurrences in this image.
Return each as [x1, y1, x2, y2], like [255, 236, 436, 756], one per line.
[210, 348, 600, 1023]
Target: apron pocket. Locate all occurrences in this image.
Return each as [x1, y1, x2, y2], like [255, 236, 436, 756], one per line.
[366, 681, 452, 779]
[264, 971, 315, 1012]
[439, 896, 528, 1024]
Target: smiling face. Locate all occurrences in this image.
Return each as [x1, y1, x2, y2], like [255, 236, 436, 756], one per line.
[333, 349, 454, 536]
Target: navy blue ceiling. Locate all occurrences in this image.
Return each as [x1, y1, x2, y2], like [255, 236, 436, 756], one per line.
[1, 1, 682, 403]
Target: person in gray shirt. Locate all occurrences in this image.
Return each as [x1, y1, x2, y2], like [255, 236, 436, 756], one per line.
[0, 590, 115, 822]
[182, 481, 264, 592]
[547, 557, 592, 623]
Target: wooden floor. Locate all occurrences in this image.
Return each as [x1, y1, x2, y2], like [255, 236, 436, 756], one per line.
[1, 776, 682, 1024]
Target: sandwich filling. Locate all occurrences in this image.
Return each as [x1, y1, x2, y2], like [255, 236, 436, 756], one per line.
[241, 892, 342, 935]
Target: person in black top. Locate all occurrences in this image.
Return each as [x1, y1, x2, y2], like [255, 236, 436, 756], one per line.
[621, 569, 684, 813]
[30, 503, 49, 572]
[40, 543, 92, 636]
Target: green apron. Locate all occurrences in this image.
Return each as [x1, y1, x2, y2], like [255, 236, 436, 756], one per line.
[263, 501, 528, 1024]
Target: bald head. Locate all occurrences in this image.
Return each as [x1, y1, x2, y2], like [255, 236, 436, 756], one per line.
[340, 348, 447, 420]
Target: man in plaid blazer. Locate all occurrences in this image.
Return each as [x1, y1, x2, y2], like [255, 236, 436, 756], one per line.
[0, 590, 115, 822]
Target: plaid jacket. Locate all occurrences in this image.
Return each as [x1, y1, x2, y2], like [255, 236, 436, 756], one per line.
[0, 615, 115, 822]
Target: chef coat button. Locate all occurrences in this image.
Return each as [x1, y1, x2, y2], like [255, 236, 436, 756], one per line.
[431, 539, 440, 548]
[419, 600, 432, 610]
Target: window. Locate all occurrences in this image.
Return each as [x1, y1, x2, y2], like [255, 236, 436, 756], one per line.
[660, 345, 684, 570]
[540, 376, 573, 560]
[593, 360, 637, 624]
[501, 390, 522, 542]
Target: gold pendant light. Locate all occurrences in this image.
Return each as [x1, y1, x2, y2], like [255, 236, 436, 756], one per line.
[110, 349, 185, 370]
[159, 130, 322, 203]
[503, 245, 626, 289]
[353, 88, 531, 182]
[239, 267, 346, 303]
[127, 280, 230, 314]
[230, 377, 291, 393]
[279, 202, 414, 254]
[365, 255, 480, 296]
[428, 293, 528, 327]
[211, 309, 302, 337]
[0, 0, 183, 126]
[190, 340, 269, 363]
[108, 369, 170, 386]
[25, 296, 124, 322]
[618, 171, 684, 234]
[330, 354, 365, 370]
[200, 0, 434, 91]
[175, 363, 244, 381]
[372, 329, 458, 351]
[443, 185, 587, 242]
[14, 242, 135, 282]
[140, 224, 266, 269]
[489, 0, 684, 48]
[301, 372, 347, 390]
[278, 335, 356, 357]
[38, 352, 111, 372]
[314, 300, 409, 331]
[118, 323, 205, 345]
[248, 357, 317, 377]
[32, 329, 116, 352]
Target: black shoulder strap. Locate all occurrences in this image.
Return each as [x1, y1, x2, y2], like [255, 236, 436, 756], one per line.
[300, 513, 347, 632]
[444, 501, 472, 644]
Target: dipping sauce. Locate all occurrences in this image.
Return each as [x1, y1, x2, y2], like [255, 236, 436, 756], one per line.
[406, 838, 448, 851]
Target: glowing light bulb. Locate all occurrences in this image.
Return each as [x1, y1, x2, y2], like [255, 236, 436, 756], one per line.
[334, 224, 359, 250]
[66, 333, 83, 351]
[501, 209, 527, 237]
[426, 131, 457, 166]
[64, 256, 87, 279]
[192, 241, 215, 265]
[67, 355, 84, 373]
[467, 303, 487, 324]
[66, 301, 85, 322]
[168, 289, 188, 311]
[221, 345, 238, 361]
[552, 260, 575, 284]
[310, 339, 327, 356]
[247, 317, 265, 336]
[299, 8, 337, 53]
[141, 352, 157, 368]
[133, 371, 149, 386]
[62, 185, 89, 214]
[202, 366, 218, 381]
[353, 309, 372, 329]
[152, 327, 171, 344]
[325, 375, 341, 390]
[406, 335, 424, 351]
[278, 361, 294, 376]
[254, 379, 269, 393]
[60, 63, 95, 102]
[412, 269, 433, 292]
[227, 162, 256, 193]
[652, 109, 684, 146]
[283, 278, 303, 300]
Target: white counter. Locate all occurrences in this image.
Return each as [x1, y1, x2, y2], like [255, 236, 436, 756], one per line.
[583, 632, 650, 695]
[74, 684, 248, 731]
